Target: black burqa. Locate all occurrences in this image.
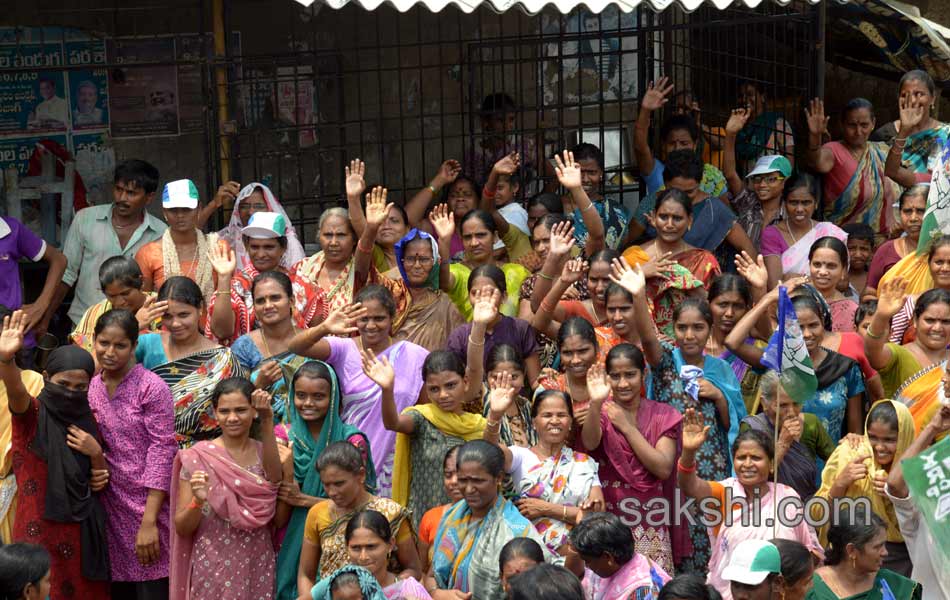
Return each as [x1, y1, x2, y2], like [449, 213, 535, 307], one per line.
[30, 345, 110, 580]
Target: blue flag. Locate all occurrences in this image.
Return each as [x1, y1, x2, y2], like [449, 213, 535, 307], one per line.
[760, 286, 817, 404]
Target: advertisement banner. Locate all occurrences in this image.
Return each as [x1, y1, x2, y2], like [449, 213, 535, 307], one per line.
[0, 41, 68, 134]
[106, 37, 179, 137]
[72, 131, 115, 205]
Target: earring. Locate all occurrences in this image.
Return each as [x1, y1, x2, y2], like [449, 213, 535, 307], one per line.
[851, 555, 857, 571]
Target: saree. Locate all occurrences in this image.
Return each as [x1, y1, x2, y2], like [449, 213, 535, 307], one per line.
[432, 496, 552, 600]
[230, 336, 308, 424]
[169, 440, 278, 600]
[901, 124, 950, 175]
[0, 370, 44, 544]
[823, 141, 900, 233]
[621, 246, 706, 340]
[218, 182, 307, 272]
[806, 569, 921, 600]
[895, 359, 946, 438]
[719, 339, 766, 415]
[778, 221, 848, 277]
[383, 577, 432, 600]
[683, 197, 737, 255]
[581, 553, 671, 600]
[276, 360, 376, 600]
[812, 400, 916, 546]
[312, 496, 412, 578]
[70, 292, 161, 353]
[311, 565, 387, 600]
[293, 252, 358, 315]
[877, 252, 933, 297]
[571, 196, 629, 251]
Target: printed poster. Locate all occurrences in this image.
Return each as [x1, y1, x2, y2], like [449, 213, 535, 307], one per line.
[72, 131, 115, 205]
[65, 33, 109, 131]
[107, 36, 179, 137]
[0, 41, 68, 133]
[276, 66, 316, 148]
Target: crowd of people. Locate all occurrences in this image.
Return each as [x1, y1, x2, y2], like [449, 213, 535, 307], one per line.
[1, 68, 949, 600]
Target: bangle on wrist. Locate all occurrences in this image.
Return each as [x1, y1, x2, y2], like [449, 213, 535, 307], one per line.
[483, 186, 496, 199]
[865, 324, 884, 339]
[188, 497, 205, 510]
[540, 300, 556, 313]
[677, 459, 697, 474]
[537, 271, 556, 281]
[357, 240, 374, 254]
[428, 184, 440, 195]
[562, 505, 568, 520]
[468, 335, 486, 347]
[581, 202, 595, 212]
[214, 290, 230, 296]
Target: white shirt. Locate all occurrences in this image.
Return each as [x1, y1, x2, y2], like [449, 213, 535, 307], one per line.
[884, 483, 950, 599]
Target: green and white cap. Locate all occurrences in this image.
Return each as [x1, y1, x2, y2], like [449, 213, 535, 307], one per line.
[721, 539, 781, 585]
[746, 155, 792, 179]
[242, 211, 287, 239]
[162, 179, 200, 209]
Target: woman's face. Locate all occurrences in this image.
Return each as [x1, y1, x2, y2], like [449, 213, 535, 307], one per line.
[93, 324, 135, 373]
[914, 301, 950, 351]
[214, 391, 255, 439]
[467, 277, 504, 310]
[527, 205, 550, 234]
[456, 460, 500, 514]
[319, 215, 355, 265]
[162, 207, 198, 234]
[560, 334, 597, 379]
[293, 375, 332, 423]
[425, 370, 467, 413]
[48, 369, 91, 392]
[751, 173, 785, 203]
[899, 195, 926, 238]
[710, 291, 748, 337]
[501, 556, 541, 594]
[238, 189, 269, 226]
[605, 292, 636, 338]
[245, 237, 286, 273]
[533, 394, 573, 446]
[320, 465, 365, 509]
[253, 279, 293, 327]
[852, 529, 888, 574]
[809, 248, 846, 293]
[662, 128, 697, 156]
[531, 223, 553, 261]
[607, 356, 643, 405]
[867, 419, 899, 467]
[929, 246, 950, 289]
[461, 219, 494, 263]
[347, 527, 392, 578]
[653, 199, 691, 244]
[401, 238, 436, 288]
[841, 107, 875, 148]
[103, 281, 146, 313]
[162, 299, 202, 342]
[587, 260, 612, 307]
[443, 450, 463, 502]
[378, 207, 409, 247]
[674, 308, 711, 357]
[900, 79, 934, 118]
[739, 84, 765, 115]
[488, 361, 525, 395]
[785, 188, 817, 227]
[796, 308, 826, 352]
[782, 564, 815, 600]
[449, 180, 478, 218]
[733, 440, 771, 488]
[355, 299, 393, 349]
[760, 385, 801, 430]
[577, 158, 603, 197]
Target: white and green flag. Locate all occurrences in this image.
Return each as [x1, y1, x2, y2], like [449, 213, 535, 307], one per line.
[917, 143, 950, 254]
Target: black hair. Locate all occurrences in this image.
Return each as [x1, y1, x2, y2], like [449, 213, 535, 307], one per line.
[568, 512, 635, 565]
[867, 400, 899, 433]
[446, 175, 478, 201]
[459, 209, 497, 235]
[354, 284, 397, 317]
[782, 172, 819, 202]
[531, 389, 574, 421]
[809, 236, 849, 267]
[455, 439, 505, 478]
[708, 273, 753, 308]
[914, 288, 950, 318]
[243, 234, 288, 249]
[673, 297, 713, 326]
[654, 188, 693, 217]
[825, 506, 886, 566]
[317, 440, 366, 475]
[898, 184, 930, 210]
[571, 143, 604, 171]
[528, 192, 564, 216]
[508, 564, 585, 600]
[842, 97, 875, 120]
[480, 92, 517, 116]
[771, 539, 813, 586]
[157, 276, 204, 309]
[535, 213, 571, 236]
[422, 350, 466, 379]
[855, 299, 877, 327]
[252, 271, 293, 301]
[114, 159, 160, 194]
[329, 571, 362, 595]
[557, 316, 599, 352]
[486, 343, 525, 374]
[499, 537, 545, 573]
[605, 281, 633, 304]
[389, 203, 410, 226]
[842, 223, 876, 244]
[658, 574, 723, 600]
[731, 428, 774, 461]
[899, 69, 936, 97]
[588, 248, 620, 269]
[210, 376, 255, 410]
[792, 293, 832, 331]
[660, 114, 700, 144]
[662, 149, 703, 184]
[467, 263, 507, 294]
[0, 543, 50, 600]
[93, 308, 139, 345]
[443, 445, 461, 472]
[292, 360, 336, 389]
[345, 509, 392, 544]
[98, 256, 144, 291]
[605, 343, 646, 373]
[928, 234, 950, 261]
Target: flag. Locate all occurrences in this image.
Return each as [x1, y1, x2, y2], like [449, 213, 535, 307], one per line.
[917, 139, 950, 255]
[900, 435, 950, 599]
[760, 286, 817, 404]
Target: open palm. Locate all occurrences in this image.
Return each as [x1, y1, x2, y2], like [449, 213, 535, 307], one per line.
[682, 408, 709, 452]
[345, 159, 366, 197]
[554, 150, 582, 189]
[725, 108, 750, 136]
[361, 350, 395, 389]
[641, 77, 673, 111]
[365, 187, 391, 228]
[586, 364, 611, 403]
[609, 258, 646, 296]
[0, 311, 26, 361]
[488, 371, 517, 415]
[877, 277, 907, 318]
[429, 204, 455, 239]
[472, 288, 499, 325]
[208, 241, 236, 277]
[804, 98, 829, 136]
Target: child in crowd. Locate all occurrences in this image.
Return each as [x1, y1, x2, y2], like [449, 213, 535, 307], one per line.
[841, 222, 876, 301]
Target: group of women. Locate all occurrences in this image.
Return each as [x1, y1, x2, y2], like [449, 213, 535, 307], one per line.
[4, 65, 950, 600]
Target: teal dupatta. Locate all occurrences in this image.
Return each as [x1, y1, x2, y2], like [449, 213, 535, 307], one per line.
[275, 361, 377, 600]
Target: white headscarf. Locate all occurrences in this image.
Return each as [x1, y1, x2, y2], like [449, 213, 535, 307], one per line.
[218, 183, 306, 272]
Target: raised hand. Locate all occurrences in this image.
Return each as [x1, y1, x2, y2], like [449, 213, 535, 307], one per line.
[877, 277, 908, 318]
[586, 363, 611, 403]
[472, 287, 501, 326]
[725, 107, 751, 136]
[345, 159, 366, 198]
[322, 303, 367, 337]
[211, 181, 241, 209]
[641, 76, 674, 112]
[189, 470, 210, 503]
[360, 349, 395, 390]
[609, 258, 647, 297]
[548, 220, 576, 258]
[559, 257, 588, 286]
[208, 239, 237, 278]
[493, 152, 520, 176]
[135, 296, 168, 331]
[682, 408, 710, 452]
[433, 159, 462, 189]
[364, 186, 392, 229]
[0, 311, 26, 363]
[251, 389, 275, 423]
[805, 98, 829, 137]
[429, 203, 455, 240]
[488, 370, 517, 416]
[898, 94, 927, 132]
[735, 251, 768, 291]
[554, 150, 582, 191]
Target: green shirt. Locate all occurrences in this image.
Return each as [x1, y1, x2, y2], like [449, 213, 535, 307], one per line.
[447, 262, 530, 321]
[62, 204, 166, 325]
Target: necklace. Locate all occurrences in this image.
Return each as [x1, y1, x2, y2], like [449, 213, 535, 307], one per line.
[260, 325, 298, 358]
[784, 218, 813, 246]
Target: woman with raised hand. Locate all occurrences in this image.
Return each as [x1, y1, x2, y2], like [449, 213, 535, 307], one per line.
[882, 235, 950, 344]
[530, 249, 621, 340]
[884, 69, 948, 187]
[344, 160, 411, 274]
[865, 184, 928, 298]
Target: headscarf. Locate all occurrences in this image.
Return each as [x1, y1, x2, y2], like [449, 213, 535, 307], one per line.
[310, 565, 387, 600]
[276, 361, 377, 600]
[394, 228, 440, 290]
[31, 345, 110, 580]
[220, 183, 307, 272]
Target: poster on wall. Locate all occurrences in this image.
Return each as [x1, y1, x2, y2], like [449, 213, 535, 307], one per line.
[72, 131, 115, 205]
[0, 134, 69, 175]
[276, 66, 316, 148]
[65, 32, 109, 132]
[0, 37, 69, 134]
[106, 36, 179, 137]
[176, 32, 241, 134]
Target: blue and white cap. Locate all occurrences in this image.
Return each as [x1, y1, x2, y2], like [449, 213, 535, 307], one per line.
[162, 179, 200, 209]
